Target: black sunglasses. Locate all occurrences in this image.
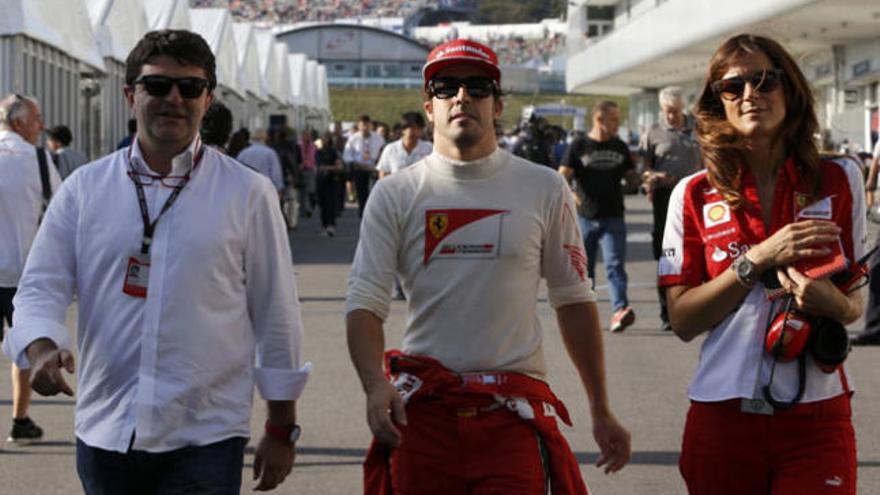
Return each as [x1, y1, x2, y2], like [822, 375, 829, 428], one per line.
[134, 75, 210, 99]
[429, 77, 498, 100]
[711, 68, 784, 101]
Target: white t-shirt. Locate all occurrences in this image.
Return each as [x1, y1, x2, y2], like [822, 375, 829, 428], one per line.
[376, 139, 433, 175]
[0, 130, 61, 287]
[343, 132, 385, 167]
[347, 148, 595, 378]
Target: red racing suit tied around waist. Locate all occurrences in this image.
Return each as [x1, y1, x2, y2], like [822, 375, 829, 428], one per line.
[363, 350, 589, 495]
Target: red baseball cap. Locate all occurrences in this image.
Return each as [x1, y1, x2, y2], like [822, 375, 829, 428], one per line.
[423, 39, 501, 87]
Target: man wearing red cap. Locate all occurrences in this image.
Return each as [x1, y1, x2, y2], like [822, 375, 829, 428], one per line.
[346, 38, 631, 494]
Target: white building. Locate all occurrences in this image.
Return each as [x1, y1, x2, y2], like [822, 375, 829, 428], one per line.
[566, 0, 880, 152]
[189, 8, 250, 130]
[86, 0, 150, 155]
[0, 0, 106, 154]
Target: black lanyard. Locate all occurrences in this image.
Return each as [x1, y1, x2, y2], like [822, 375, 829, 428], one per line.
[128, 141, 204, 254]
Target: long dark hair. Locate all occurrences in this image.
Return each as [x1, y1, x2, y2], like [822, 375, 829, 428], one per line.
[694, 34, 820, 209]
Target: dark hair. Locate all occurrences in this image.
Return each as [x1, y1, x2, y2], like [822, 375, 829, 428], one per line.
[127, 118, 137, 134]
[357, 114, 371, 124]
[400, 111, 425, 130]
[125, 30, 217, 90]
[200, 101, 233, 148]
[46, 125, 73, 146]
[694, 33, 820, 209]
[228, 127, 251, 158]
[592, 100, 619, 117]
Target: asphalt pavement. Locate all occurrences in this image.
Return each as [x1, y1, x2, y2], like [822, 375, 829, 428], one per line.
[1, 193, 878, 495]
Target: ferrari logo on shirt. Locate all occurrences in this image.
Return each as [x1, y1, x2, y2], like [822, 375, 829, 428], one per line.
[794, 193, 809, 210]
[702, 201, 730, 228]
[423, 208, 508, 264]
[428, 213, 449, 239]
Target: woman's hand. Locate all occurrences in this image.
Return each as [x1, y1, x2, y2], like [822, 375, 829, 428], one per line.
[776, 267, 858, 322]
[748, 220, 841, 272]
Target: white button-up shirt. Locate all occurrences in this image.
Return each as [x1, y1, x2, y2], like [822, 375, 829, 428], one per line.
[376, 139, 433, 175]
[343, 131, 385, 168]
[3, 137, 311, 453]
[236, 141, 284, 192]
[0, 130, 61, 287]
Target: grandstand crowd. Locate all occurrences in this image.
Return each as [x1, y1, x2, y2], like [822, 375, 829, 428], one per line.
[189, 0, 428, 24]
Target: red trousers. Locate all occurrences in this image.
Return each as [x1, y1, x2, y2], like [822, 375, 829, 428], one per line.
[680, 394, 856, 495]
[390, 397, 549, 495]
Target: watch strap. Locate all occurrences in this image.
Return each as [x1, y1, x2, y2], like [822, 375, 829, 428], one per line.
[265, 420, 301, 445]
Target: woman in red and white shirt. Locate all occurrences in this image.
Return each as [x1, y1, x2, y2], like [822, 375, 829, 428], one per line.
[661, 34, 866, 495]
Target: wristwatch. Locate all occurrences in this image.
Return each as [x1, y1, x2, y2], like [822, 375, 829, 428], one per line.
[265, 420, 301, 446]
[731, 255, 759, 288]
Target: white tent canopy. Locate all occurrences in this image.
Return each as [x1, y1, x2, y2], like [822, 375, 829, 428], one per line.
[232, 22, 266, 101]
[0, 0, 105, 72]
[189, 8, 243, 100]
[305, 60, 319, 112]
[273, 42, 292, 107]
[288, 53, 307, 108]
[316, 65, 330, 113]
[143, 0, 191, 31]
[86, 0, 149, 63]
[254, 28, 284, 105]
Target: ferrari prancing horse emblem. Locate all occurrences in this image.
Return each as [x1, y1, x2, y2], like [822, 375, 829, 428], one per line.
[429, 213, 449, 238]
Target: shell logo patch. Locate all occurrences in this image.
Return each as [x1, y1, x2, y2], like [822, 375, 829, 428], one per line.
[711, 246, 728, 263]
[428, 213, 449, 239]
[703, 201, 730, 228]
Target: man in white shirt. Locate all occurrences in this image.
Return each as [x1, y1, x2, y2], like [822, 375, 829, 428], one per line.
[236, 128, 284, 194]
[346, 38, 630, 494]
[0, 94, 61, 446]
[376, 111, 433, 179]
[343, 114, 385, 218]
[2, 30, 310, 494]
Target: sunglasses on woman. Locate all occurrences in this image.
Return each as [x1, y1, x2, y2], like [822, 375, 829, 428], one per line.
[428, 77, 498, 99]
[711, 68, 784, 101]
[133, 75, 210, 99]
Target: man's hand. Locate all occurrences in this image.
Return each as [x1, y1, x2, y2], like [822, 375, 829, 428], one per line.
[253, 435, 295, 491]
[366, 380, 407, 447]
[27, 339, 75, 396]
[592, 411, 631, 474]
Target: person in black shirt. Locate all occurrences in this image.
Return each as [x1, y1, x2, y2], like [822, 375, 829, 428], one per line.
[316, 132, 343, 235]
[560, 100, 638, 333]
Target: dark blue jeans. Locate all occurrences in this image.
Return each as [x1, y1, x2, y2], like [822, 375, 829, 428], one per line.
[76, 436, 248, 495]
[578, 215, 629, 311]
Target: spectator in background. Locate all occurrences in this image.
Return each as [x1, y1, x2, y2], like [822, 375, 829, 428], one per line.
[237, 128, 284, 195]
[199, 101, 234, 153]
[316, 132, 343, 236]
[639, 86, 702, 331]
[116, 118, 136, 150]
[376, 111, 432, 179]
[46, 125, 89, 180]
[227, 127, 251, 158]
[560, 100, 639, 333]
[298, 129, 318, 218]
[343, 115, 385, 218]
[0, 94, 60, 446]
[853, 137, 880, 346]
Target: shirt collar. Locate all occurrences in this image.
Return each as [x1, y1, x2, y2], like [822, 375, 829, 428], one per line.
[0, 129, 31, 148]
[428, 146, 504, 180]
[129, 135, 201, 176]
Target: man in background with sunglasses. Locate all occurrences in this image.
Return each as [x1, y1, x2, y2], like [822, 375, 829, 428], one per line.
[2, 30, 310, 494]
[0, 94, 60, 447]
[347, 38, 630, 494]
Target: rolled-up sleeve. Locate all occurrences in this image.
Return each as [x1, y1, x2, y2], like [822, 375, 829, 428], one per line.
[245, 177, 311, 401]
[542, 176, 595, 308]
[2, 174, 78, 368]
[346, 182, 398, 320]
